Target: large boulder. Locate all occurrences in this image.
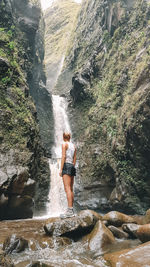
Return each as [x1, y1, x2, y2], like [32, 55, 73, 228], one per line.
[3, 234, 28, 254]
[88, 220, 115, 255]
[102, 211, 136, 227]
[122, 223, 150, 242]
[44, 210, 100, 240]
[7, 195, 33, 220]
[122, 223, 139, 239]
[135, 224, 150, 243]
[0, 167, 34, 220]
[104, 241, 150, 267]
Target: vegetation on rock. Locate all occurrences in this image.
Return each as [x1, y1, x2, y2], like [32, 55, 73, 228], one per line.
[54, 0, 150, 214]
[44, 0, 80, 93]
[0, 0, 50, 219]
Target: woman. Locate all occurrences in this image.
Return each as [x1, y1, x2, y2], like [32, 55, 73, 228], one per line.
[59, 132, 76, 218]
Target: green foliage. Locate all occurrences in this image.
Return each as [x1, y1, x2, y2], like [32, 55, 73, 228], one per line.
[7, 41, 15, 50]
[1, 76, 11, 84]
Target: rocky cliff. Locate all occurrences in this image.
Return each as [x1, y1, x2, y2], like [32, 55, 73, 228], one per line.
[44, 0, 80, 94]
[0, 0, 51, 219]
[55, 0, 150, 214]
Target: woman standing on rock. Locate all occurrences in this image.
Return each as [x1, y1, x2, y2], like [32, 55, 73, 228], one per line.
[59, 132, 76, 218]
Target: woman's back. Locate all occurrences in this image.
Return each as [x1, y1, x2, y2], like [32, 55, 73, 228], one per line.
[65, 141, 75, 164]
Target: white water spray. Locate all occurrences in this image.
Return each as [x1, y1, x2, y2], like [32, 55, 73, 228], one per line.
[46, 95, 71, 217]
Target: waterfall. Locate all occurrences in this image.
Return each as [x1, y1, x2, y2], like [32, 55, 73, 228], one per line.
[46, 95, 71, 217]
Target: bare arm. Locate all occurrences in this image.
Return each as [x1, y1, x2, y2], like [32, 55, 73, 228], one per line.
[59, 143, 68, 177]
[73, 147, 77, 166]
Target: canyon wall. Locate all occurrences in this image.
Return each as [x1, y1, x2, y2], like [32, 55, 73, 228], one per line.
[55, 0, 150, 214]
[44, 0, 80, 94]
[0, 0, 52, 219]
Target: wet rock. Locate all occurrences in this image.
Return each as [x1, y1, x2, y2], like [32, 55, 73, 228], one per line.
[122, 223, 139, 238]
[0, 252, 14, 267]
[104, 241, 150, 267]
[136, 224, 150, 243]
[27, 262, 51, 267]
[70, 72, 90, 103]
[88, 220, 115, 255]
[102, 211, 136, 227]
[145, 209, 150, 223]
[131, 214, 146, 225]
[22, 178, 36, 197]
[108, 225, 129, 239]
[0, 57, 10, 71]
[7, 195, 33, 219]
[3, 234, 28, 254]
[30, 236, 72, 251]
[11, 170, 29, 195]
[44, 210, 99, 239]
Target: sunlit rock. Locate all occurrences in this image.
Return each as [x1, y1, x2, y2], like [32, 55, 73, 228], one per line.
[88, 220, 115, 255]
[104, 241, 150, 267]
[102, 211, 136, 227]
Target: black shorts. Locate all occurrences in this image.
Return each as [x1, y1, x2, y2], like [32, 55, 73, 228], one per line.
[62, 163, 76, 177]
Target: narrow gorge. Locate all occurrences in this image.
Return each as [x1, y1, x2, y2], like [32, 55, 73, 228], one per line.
[0, 0, 150, 266]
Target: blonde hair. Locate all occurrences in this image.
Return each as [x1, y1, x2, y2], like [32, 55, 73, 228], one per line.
[63, 132, 71, 141]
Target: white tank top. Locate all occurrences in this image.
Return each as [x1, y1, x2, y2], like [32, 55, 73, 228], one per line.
[64, 141, 75, 164]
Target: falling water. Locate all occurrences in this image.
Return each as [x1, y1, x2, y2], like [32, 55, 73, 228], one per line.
[46, 95, 71, 217]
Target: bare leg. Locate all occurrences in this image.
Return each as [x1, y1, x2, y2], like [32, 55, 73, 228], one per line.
[63, 174, 74, 208]
[71, 176, 74, 205]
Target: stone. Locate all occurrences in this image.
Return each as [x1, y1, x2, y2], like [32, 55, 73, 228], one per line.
[122, 223, 150, 242]
[145, 209, 150, 224]
[88, 220, 115, 255]
[23, 178, 36, 197]
[44, 210, 99, 239]
[122, 223, 139, 238]
[7, 195, 34, 219]
[11, 170, 29, 195]
[104, 241, 150, 267]
[0, 253, 14, 266]
[102, 211, 136, 227]
[0, 57, 10, 71]
[108, 225, 129, 239]
[136, 224, 150, 243]
[3, 234, 28, 254]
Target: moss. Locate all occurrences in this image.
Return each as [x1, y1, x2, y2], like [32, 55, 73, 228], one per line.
[0, 2, 39, 150]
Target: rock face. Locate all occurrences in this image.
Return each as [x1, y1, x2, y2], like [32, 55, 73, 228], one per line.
[0, 0, 51, 219]
[44, 0, 80, 94]
[54, 0, 150, 214]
